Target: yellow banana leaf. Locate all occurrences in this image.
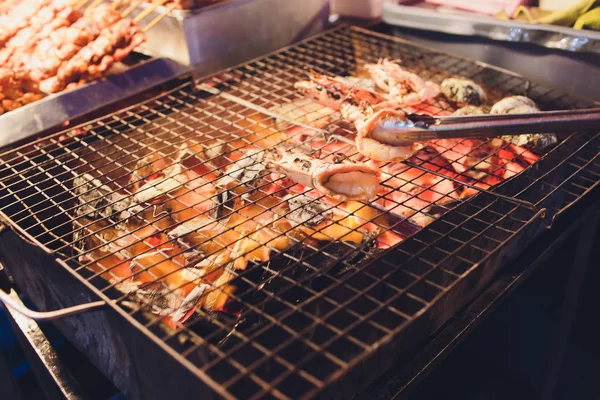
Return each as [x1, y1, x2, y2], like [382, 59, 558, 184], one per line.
[574, 7, 600, 29]
[498, 0, 597, 26]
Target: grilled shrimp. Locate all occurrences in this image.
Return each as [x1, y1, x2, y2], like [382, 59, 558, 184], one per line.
[365, 59, 440, 107]
[294, 72, 351, 110]
[355, 109, 423, 162]
[295, 72, 387, 120]
[265, 148, 381, 202]
[339, 86, 388, 123]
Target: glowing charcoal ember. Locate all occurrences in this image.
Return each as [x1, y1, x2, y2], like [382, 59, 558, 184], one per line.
[270, 98, 338, 131]
[286, 194, 333, 227]
[73, 173, 134, 220]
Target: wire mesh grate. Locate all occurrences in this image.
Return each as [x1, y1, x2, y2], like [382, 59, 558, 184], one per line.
[0, 25, 598, 399]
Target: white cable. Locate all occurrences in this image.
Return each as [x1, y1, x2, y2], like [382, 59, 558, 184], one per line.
[0, 289, 106, 321]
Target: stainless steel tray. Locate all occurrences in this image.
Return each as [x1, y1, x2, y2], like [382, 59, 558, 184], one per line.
[0, 58, 190, 149]
[130, 0, 330, 70]
[382, 1, 600, 54]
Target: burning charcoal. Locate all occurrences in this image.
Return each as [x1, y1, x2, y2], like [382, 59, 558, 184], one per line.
[133, 164, 185, 204]
[73, 173, 133, 221]
[117, 280, 182, 317]
[217, 149, 269, 204]
[441, 78, 487, 106]
[171, 284, 210, 323]
[270, 98, 338, 131]
[220, 149, 267, 188]
[285, 194, 333, 227]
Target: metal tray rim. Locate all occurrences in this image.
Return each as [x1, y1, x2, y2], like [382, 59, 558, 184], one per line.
[136, 0, 270, 20]
[0, 57, 191, 150]
[382, 2, 600, 55]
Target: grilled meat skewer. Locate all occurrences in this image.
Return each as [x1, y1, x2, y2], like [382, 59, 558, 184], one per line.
[21, 3, 123, 83]
[0, 0, 79, 65]
[39, 16, 146, 93]
[0, 0, 53, 48]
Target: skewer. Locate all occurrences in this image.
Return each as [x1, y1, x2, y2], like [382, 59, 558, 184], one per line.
[142, 2, 176, 32]
[84, 0, 106, 14]
[72, 0, 93, 10]
[111, 0, 129, 9]
[121, 0, 146, 17]
[133, 0, 168, 23]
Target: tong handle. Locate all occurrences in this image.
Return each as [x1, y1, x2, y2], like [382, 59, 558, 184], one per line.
[429, 108, 600, 139]
[0, 287, 106, 321]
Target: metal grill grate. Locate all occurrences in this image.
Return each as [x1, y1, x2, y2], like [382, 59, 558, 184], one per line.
[0, 25, 599, 399]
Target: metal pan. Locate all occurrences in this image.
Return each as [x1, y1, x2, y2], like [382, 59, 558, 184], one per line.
[129, 0, 330, 69]
[0, 58, 191, 149]
[382, 2, 600, 55]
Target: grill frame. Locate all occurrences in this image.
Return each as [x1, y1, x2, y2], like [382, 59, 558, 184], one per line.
[0, 25, 599, 399]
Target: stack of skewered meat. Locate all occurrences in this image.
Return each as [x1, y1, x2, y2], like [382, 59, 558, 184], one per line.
[141, 0, 225, 10]
[0, 0, 146, 115]
[75, 58, 557, 333]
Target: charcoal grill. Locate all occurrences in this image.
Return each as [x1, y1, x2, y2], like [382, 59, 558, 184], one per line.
[0, 25, 599, 399]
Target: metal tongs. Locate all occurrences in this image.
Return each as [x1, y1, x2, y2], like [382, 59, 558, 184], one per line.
[374, 108, 600, 146]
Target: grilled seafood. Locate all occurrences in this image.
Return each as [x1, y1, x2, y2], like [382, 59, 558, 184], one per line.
[294, 72, 352, 111]
[364, 58, 440, 107]
[441, 78, 487, 106]
[490, 96, 558, 152]
[295, 72, 388, 119]
[221, 130, 380, 202]
[265, 147, 381, 202]
[453, 105, 486, 116]
[294, 76, 423, 162]
[490, 95, 538, 114]
[356, 109, 424, 162]
[295, 61, 440, 117]
[73, 64, 551, 331]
